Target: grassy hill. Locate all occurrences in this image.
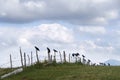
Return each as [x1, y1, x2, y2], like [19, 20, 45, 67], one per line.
[0, 68, 14, 77]
[1, 63, 120, 80]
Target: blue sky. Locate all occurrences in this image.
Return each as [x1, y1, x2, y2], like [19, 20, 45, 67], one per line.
[0, 0, 120, 67]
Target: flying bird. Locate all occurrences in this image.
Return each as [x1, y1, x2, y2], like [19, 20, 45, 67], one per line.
[35, 46, 40, 51]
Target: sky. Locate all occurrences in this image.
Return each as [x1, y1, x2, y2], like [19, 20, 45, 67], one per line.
[0, 0, 120, 67]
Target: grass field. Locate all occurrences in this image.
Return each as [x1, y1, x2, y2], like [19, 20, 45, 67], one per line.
[0, 68, 14, 77]
[1, 63, 120, 80]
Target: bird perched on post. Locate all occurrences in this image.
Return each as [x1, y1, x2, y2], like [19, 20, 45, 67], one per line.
[72, 53, 80, 57]
[47, 47, 50, 53]
[88, 59, 91, 62]
[76, 53, 80, 57]
[82, 55, 85, 58]
[47, 47, 51, 63]
[35, 46, 40, 51]
[53, 49, 58, 52]
[87, 59, 91, 65]
[53, 49, 58, 62]
[34, 46, 40, 63]
[72, 53, 75, 57]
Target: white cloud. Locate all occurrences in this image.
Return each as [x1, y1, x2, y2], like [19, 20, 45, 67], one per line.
[115, 30, 120, 35]
[92, 17, 108, 25]
[23, 1, 46, 12]
[0, 23, 120, 66]
[77, 40, 115, 63]
[18, 23, 74, 45]
[0, 12, 7, 17]
[79, 26, 106, 34]
[0, 23, 75, 67]
[0, 0, 119, 25]
[39, 24, 74, 43]
[105, 10, 119, 20]
[92, 0, 109, 3]
[1, 0, 120, 66]
[0, 23, 74, 54]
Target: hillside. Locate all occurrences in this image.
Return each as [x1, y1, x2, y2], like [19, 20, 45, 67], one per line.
[0, 68, 14, 77]
[105, 59, 120, 66]
[1, 63, 120, 80]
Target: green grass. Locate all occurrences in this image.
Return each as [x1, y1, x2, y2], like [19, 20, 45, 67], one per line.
[1, 63, 120, 80]
[0, 68, 14, 76]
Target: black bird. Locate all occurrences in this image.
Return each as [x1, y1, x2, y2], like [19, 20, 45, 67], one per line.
[47, 47, 50, 53]
[53, 49, 58, 52]
[82, 55, 85, 58]
[35, 46, 40, 51]
[72, 53, 75, 57]
[76, 53, 79, 56]
[88, 59, 91, 62]
[72, 53, 79, 57]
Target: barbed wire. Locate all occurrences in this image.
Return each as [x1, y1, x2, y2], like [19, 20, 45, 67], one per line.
[0, 52, 90, 68]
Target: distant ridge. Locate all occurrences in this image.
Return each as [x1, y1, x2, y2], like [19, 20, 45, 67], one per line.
[104, 59, 120, 66]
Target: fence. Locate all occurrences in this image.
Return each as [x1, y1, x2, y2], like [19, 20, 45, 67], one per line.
[0, 47, 94, 69]
[0, 52, 86, 68]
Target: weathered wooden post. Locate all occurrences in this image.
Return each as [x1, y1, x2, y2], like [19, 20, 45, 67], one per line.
[63, 51, 66, 63]
[78, 57, 81, 63]
[31, 51, 33, 65]
[69, 53, 70, 63]
[10, 54, 12, 69]
[50, 55, 52, 62]
[75, 57, 77, 63]
[59, 51, 62, 63]
[27, 55, 30, 66]
[53, 49, 58, 62]
[47, 47, 51, 63]
[35, 46, 40, 63]
[20, 47, 23, 68]
[82, 55, 85, 64]
[24, 52, 26, 67]
[87, 59, 91, 65]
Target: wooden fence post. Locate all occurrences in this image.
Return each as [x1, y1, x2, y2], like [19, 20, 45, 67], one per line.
[63, 51, 66, 63]
[36, 49, 39, 63]
[31, 51, 33, 65]
[53, 52, 56, 62]
[20, 47, 23, 68]
[75, 57, 77, 63]
[51, 55, 52, 62]
[10, 54, 12, 69]
[34, 46, 40, 63]
[53, 49, 58, 62]
[47, 47, 51, 63]
[59, 51, 62, 63]
[27, 55, 30, 66]
[69, 54, 70, 63]
[24, 52, 26, 67]
[48, 53, 50, 62]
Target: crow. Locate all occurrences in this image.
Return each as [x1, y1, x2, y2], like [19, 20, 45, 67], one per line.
[82, 55, 85, 58]
[47, 47, 50, 53]
[72, 53, 75, 57]
[53, 49, 58, 52]
[76, 53, 79, 56]
[35, 46, 40, 51]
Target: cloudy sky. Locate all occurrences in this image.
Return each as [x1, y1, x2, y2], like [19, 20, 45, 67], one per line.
[0, 0, 120, 67]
